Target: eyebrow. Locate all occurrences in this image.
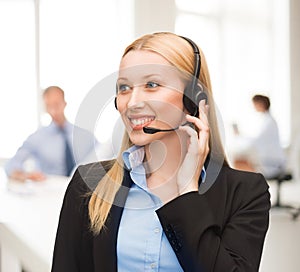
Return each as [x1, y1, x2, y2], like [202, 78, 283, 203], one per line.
[117, 74, 163, 82]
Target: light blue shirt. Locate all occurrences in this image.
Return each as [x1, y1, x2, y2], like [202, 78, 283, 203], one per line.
[117, 145, 185, 271]
[5, 121, 97, 176]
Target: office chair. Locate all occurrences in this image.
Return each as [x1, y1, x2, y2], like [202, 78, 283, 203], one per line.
[269, 171, 300, 220]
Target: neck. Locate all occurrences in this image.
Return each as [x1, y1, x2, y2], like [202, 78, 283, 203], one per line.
[55, 117, 67, 128]
[144, 131, 188, 199]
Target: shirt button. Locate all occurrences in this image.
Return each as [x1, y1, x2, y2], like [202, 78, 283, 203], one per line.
[150, 263, 156, 269]
[154, 228, 160, 234]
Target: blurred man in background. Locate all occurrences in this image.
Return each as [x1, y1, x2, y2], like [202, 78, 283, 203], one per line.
[5, 86, 98, 181]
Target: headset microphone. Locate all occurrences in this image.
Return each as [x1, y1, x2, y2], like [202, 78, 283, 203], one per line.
[143, 121, 190, 134]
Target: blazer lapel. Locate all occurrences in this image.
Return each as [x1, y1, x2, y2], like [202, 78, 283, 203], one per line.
[93, 169, 132, 271]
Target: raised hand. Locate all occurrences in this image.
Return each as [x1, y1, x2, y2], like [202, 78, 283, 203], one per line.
[177, 99, 210, 194]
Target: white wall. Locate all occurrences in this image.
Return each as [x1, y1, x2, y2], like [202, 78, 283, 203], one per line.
[289, 0, 300, 179]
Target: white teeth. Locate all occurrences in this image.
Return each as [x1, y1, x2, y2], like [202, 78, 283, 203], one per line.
[130, 117, 154, 126]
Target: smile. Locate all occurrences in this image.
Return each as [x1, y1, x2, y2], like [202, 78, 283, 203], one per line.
[129, 116, 155, 128]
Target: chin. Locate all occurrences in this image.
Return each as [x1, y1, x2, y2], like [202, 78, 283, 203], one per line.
[128, 130, 152, 146]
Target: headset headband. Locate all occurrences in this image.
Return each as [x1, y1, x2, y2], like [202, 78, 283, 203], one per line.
[179, 36, 201, 96]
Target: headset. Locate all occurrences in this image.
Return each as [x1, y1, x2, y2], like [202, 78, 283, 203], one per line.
[114, 34, 207, 133]
[180, 35, 207, 117]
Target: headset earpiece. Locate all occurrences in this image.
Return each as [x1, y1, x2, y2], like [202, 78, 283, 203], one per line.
[183, 84, 197, 116]
[114, 83, 119, 110]
[183, 84, 207, 116]
[114, 97, 118, 110]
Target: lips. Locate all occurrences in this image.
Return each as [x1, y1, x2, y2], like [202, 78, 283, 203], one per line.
[128, 116, 155, 130]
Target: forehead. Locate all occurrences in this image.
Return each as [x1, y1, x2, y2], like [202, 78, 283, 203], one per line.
[44, 89, 64, 104]
[120, 50, 171, 69]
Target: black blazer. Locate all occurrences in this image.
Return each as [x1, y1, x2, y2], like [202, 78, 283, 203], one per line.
[51, 161, 270, 272]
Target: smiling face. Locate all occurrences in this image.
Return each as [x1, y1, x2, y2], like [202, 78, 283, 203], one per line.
[116, 50, 186, 146]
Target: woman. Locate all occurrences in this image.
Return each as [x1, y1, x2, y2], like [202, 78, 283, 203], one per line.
[51, 32, 270, 272]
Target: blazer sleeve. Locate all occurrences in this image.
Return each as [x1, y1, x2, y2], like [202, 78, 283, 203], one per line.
[51, 167, 93, 272]
[156, 171, 270, 272]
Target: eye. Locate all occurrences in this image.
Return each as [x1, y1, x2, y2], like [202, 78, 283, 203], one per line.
[145, 81, 160, 89]
[117, 84, 131, 93]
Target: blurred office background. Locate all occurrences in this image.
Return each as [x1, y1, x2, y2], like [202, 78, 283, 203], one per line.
[0, 0, 300, 270]
[1, 0, 300, 170]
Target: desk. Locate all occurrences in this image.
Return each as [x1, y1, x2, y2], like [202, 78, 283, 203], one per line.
[0, 168, 69, 272]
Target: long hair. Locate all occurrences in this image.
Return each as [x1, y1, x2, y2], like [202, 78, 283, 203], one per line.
[89, 32, 228, 234]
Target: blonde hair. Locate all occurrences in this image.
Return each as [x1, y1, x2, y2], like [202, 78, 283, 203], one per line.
[89, 32, 227, 234]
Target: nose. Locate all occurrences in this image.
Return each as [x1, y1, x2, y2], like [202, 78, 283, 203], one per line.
[126, 86, 146, 109]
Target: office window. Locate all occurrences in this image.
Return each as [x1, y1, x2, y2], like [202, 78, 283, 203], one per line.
[0, 0, 37, 159]
[175, 0, 290, 147]
[0, 0, 133, 161]
[39, 0, 133, 142]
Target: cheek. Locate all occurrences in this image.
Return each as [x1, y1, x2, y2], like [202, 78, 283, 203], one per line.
[115, 96, 128, 115]
[156, 93, 184, 121]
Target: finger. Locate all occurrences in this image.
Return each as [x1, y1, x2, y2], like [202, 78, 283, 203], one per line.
[199, 99, 206, 113]
[184, 114, 210, 154]
[198, 101, 210, 146]
[198, 99, 209, 123]
[179, 125, 199, 151]
[185, 114, 209, 133]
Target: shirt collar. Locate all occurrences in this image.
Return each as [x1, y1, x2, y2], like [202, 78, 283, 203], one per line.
[50, 120, 72, 132]
[123, 145, 206, 183]
[123, 145, 145, 170]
